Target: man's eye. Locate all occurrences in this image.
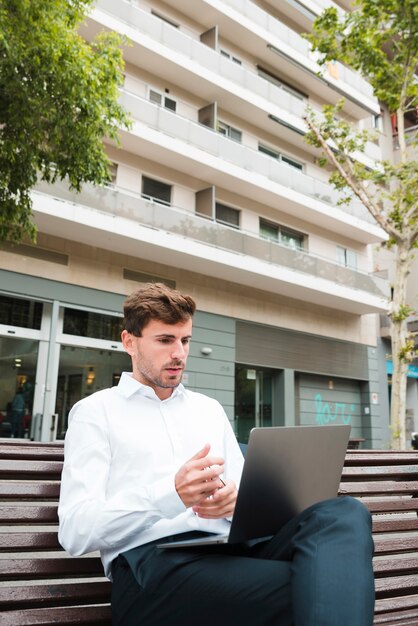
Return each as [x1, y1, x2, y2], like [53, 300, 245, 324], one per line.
[159, 338, 171, 344]
[182, 338, 190, 345]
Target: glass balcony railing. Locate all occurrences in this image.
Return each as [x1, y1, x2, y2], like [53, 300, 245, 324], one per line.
[33, 179, 388, 299]
[120, 90, 376, 226]
[218, 0, 375, 101]
[95, 0, 379, 146]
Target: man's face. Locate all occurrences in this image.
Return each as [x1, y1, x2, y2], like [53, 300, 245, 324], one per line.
[121, 318, 192, 400]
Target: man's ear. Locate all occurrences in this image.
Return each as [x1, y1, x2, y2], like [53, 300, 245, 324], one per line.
[121, 330, 135, 356]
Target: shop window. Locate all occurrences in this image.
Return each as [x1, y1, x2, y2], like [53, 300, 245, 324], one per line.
[217, 121, 242, 143]
[337, 246, 357, 269]
[0, 295, 43, 330]
[149, 89, 177, 112]
[260, 219, 304, 250]
[235, 365, 274, 443]
[215, 202, 240, 229]
[259, 143, 304, 171]
[63, 308, 123, 342]
[142, 176, 172, 205]
[0, 336, 38, 438]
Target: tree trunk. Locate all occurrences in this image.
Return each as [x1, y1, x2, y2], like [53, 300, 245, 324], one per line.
[390, 242, 410, 450]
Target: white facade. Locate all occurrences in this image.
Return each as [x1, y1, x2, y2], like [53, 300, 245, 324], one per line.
[0, 0, 392, 446]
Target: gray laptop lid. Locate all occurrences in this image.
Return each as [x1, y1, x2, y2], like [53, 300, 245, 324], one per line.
[158, 424, 351, 548]
[228, 424, 351, 543]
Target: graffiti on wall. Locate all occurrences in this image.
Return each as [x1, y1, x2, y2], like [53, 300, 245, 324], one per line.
[315, 393, 355, 425]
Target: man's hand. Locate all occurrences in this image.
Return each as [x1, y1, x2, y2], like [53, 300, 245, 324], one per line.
[192, 478, 237, 519]
[175, 443, 228, 509]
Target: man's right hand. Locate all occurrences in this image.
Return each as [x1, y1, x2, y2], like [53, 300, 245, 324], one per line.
[175, 443, 225, 508]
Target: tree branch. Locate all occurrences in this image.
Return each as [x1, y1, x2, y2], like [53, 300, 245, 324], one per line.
[304, 114, 401, 240]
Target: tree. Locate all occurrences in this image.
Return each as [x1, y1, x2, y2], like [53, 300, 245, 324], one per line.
[0, 0, 130, 243]
[303, 0, 418, 449]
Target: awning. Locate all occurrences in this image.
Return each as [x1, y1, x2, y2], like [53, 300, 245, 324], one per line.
[386, 360, 418, 379]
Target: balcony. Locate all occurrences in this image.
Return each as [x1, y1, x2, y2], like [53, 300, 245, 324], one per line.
[142, 0, 378, 116]
[92, 0, 380, 142]
[119, 90, 384, 243]
[32, 179, 388, 314]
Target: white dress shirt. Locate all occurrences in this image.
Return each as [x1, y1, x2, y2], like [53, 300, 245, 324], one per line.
[58, 372, 244, 579]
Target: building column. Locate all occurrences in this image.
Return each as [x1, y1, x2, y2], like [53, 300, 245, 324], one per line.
[276, 368, 295, 427]
[40, 300, 60, 442]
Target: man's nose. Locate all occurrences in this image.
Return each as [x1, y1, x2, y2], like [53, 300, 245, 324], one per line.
[171, 342, 186, 359]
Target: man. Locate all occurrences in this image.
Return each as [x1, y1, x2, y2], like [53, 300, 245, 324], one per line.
[58, 282, 375, 626]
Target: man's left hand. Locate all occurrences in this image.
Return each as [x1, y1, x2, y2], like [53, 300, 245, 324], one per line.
[192, 479, 237, 519]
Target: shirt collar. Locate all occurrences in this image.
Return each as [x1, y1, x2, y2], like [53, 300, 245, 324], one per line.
[117, 371, 186, 401]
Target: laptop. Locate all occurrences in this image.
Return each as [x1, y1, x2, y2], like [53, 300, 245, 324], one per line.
[158, 424, 350, 549]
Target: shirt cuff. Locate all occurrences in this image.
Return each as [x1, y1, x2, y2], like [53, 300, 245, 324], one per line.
[148, 474, 186, 518]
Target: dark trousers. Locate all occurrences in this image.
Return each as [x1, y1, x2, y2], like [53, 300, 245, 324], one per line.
[111, 497, 375, 626]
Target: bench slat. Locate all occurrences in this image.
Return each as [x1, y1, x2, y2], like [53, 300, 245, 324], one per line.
[375, 574, 418, 597]
[0, 581, 111, 610]
[0, 445, 64, 461]
[374, 557, 418, 576]
[339, 481, 418, 495]
[0, 605, 111, 626]
[374, 608, 418, 625]
[375, 594, 418, 614]
[357, 498, 418, 514]
[374, 536, 418, 555]
[0, 460, 62, 479]
[0, 558, 104, 580]
[345, 452, 418, 465]
[342, 466, 418, 478]
[0, 532, 62, 551]
[0, 506, 58, 524]
[372, 518, 418, 533]
[0, 481, 60, 499]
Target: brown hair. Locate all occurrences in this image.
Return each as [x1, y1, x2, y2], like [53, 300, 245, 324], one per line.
[123, 283, 196, 336]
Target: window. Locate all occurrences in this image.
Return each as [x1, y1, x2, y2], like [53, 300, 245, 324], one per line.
[0, 296, 43, 329]
[372, 113, 383, 132]
[142, 176, 172, 205]
[63, 309, 123, 342]
[151, 10, 179, 28]
[217, 121, 242, 143]
[108, 162, 118, 187]
[259, 143, 304, 171]
[149, 89, 176, 112]
[259, 220, 279, 242]
[220, 49, 242, 65]
[260, 219, 304, 250]
[216, 202, 240, 229]
[257, 67, 307, 101]
[336, 246, 357, 270]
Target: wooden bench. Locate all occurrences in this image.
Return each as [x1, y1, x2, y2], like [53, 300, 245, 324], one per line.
[340, 450, 418, 625]
[0, 441, 111, 626]
[0, 442, 417, 625]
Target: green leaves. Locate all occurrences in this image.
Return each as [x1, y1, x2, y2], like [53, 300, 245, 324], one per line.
[0, 0, 131, 242]
[306, 0, 418, 113]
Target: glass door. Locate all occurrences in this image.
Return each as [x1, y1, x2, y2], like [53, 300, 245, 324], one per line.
[235, 365, 273, 443]
[54, 344, 130, 438]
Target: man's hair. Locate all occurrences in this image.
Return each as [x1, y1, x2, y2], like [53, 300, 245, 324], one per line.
[123, 282, 196, 336]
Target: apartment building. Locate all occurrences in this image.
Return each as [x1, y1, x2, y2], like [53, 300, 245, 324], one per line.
[0, 0, 390, 445]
